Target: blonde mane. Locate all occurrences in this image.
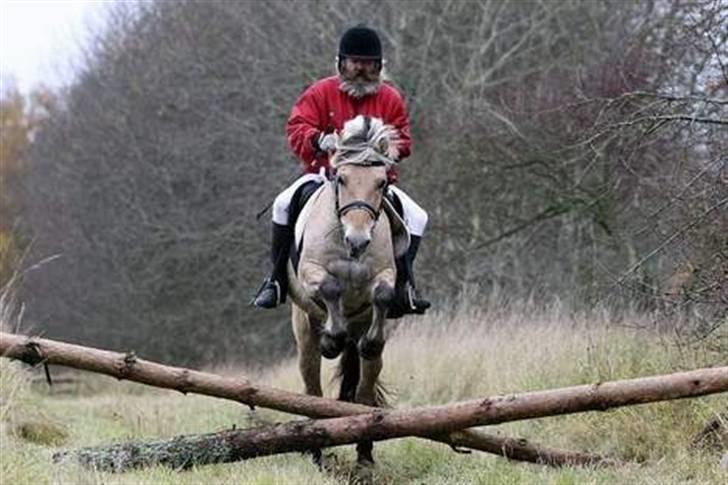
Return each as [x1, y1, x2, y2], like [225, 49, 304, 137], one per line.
[331, 116, 399, 168]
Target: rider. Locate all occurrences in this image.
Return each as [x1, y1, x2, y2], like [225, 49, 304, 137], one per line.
[252, 24, 430, 318]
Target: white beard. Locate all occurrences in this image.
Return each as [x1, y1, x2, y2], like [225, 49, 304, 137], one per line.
[339, 78, 381, 99]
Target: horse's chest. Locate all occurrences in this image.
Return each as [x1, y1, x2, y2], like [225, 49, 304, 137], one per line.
[326, 259, 373, 290]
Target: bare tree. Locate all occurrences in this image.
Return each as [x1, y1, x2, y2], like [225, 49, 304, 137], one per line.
[16, 0, 727, 364]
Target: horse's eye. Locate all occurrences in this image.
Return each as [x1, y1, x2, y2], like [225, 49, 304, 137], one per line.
[378, 180, 387, 190]
[338, 176, 346, 187]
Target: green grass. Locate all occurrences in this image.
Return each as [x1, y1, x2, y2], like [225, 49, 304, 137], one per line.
[1, 301, 726, 484]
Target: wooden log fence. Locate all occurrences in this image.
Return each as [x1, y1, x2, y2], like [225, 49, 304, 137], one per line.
[0, 331, 618, 467]
[53, 364, 728, 472]
[3, 332, 726, 472]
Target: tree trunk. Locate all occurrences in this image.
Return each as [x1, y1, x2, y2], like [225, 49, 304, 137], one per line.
[50, 365, 727, 472]
[51, 425, 622, 472]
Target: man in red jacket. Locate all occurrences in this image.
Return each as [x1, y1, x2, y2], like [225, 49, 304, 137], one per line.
[252, 25, 430, 318]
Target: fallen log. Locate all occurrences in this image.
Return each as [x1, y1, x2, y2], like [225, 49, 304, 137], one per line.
[53, 366, 727, 472]
[0, 331, 615, 467]
[52, 426, 618, 472]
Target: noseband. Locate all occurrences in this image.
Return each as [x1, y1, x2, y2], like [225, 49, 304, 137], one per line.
[333, 167, 386, 222]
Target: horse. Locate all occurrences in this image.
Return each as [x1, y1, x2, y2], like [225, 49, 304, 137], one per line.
[286, 115, 410, 465]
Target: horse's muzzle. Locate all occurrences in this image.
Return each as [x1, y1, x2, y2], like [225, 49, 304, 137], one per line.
[345, 234, 370, 259]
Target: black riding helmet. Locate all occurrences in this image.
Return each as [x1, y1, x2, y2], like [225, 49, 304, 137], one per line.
[338, 24, 382, 71]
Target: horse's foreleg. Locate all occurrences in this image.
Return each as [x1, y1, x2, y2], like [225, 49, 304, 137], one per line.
[318, 275, 348, 359]
[355, 354, 382, 407]
[300, 263, 347, 359]
[358, 274, 394, 360]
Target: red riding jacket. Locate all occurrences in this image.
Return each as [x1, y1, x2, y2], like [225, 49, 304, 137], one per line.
[286, 76, 411, 184]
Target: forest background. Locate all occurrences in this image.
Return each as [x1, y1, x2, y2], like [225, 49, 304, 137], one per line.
[1, 0, 725, 367]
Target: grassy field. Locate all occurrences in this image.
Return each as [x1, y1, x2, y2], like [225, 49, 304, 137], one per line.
[1, 299, 726, 484]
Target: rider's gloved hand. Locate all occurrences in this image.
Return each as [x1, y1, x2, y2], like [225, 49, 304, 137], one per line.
[317, 133, 337, 153]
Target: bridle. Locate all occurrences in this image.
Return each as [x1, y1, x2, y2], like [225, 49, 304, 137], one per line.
[333, 162, 387, 222]
[331, 115, 395, 224]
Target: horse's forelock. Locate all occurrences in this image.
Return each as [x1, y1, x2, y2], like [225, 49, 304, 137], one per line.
[340, 115, 373, 141]
[333, 116, 398, 167]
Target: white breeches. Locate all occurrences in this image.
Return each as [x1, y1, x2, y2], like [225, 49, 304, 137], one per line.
[387, 185, 428, 237]
[272, 173, 327, 226]
[272, 174, 428, 237]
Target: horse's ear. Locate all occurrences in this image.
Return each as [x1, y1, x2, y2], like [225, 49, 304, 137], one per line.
[381, 126, 399, 160]
[386, 140, 399, 161]
[382, 197, 410, 258]
[377, 138, 388, 155]
[376, 137, 399, 160]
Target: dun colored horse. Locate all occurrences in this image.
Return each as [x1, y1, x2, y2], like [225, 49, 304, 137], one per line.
[287, 115, 410, 465]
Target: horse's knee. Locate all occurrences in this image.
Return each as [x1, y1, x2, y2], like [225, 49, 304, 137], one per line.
[320, 331, 346, 359]
[373, 283, 395, 308]
[319, 276, 341, 300]
[358, 337, 384, 360]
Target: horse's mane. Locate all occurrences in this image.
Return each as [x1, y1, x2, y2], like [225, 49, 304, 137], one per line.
[331, 116, 399, 168]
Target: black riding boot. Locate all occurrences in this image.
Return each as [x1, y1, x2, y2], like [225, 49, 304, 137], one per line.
[388, 235, 431, 318]
[251, 223, 293, 309]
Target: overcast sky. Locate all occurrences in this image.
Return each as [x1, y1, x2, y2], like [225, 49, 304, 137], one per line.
[0, 0, 113, 94]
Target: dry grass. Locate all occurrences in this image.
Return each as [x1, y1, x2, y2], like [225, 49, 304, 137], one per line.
[1, 293, 726, 484]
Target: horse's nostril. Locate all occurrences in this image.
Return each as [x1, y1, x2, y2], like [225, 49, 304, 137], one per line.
[346, 235, 370, 258]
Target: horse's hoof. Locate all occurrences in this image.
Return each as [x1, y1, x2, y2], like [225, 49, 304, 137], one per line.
[358, 338, 384, 360]
[355, 450, 375, 484]
[357, 456, 375, 467]
[306, 448, 323, 469]
[320, 333, 345, 359]
[356, 441, 375, 465]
